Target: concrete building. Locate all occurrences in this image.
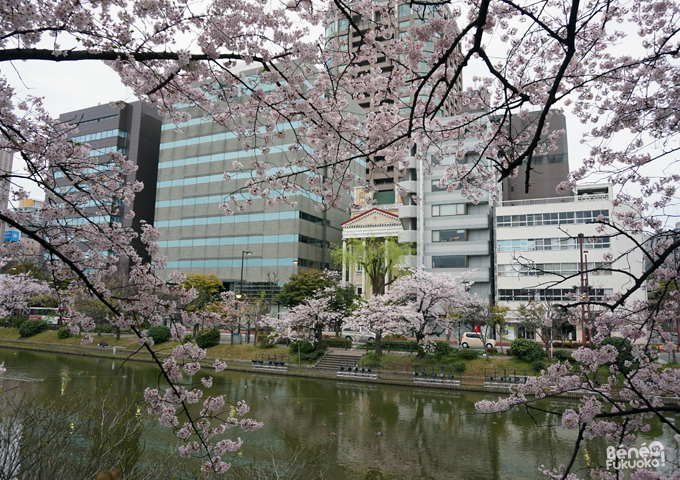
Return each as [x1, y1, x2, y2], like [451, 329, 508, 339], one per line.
[495, 183, 647, 341]
[324, 2, 462, 205]
[57, 101, 163, 270]
[397, 132, 496, 304]
[4, 199, 44, 264]
[154, 68, 362, 293]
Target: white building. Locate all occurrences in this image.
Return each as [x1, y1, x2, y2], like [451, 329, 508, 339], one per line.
[495, 183, 647, 341]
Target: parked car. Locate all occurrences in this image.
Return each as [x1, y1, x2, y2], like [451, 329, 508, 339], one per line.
[342, 327, 376, 343]
[460, 332, 496, 350]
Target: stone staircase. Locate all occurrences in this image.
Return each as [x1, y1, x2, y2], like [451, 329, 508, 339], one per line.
[315, 349, 365, 370]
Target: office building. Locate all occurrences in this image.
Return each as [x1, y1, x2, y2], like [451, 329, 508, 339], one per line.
[495, 183, 647, 340]
[56, 101, 163, 271]
[324, 3, 462, 205]
[154, 66, 362, 293]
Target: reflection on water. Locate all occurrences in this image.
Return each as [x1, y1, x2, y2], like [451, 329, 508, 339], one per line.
[0, 348, 676, 479]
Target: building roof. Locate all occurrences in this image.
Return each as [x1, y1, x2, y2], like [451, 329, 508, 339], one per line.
[341, 207, 399, 227]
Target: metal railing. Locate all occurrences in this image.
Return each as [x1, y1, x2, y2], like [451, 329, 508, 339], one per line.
[252, 354, 289, 371]
[412, 365, 462, 385]
[500, 193, 609, 207]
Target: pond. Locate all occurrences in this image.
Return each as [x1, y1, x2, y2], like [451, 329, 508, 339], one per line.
[0, 347, 675, 479]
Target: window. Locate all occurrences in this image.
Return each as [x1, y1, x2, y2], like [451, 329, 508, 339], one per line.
[496, 237, 609, 252]
[432, 255, 466, 268]
[374, 190, 395, 204]
[431, 180, 447, 192]
[497, 210, 610, 228]
[399, 20, 410, 28]
[325, 21, 335, 36]
[517, 326, 536, 340]
[432, 229, 466, 242]
[338, 18, 349, 30]
[432, 203, 465, 216]
[398, 4, 411, 16]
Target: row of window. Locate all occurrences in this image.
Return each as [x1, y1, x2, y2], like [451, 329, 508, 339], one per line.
[158, 144, 305, 170]
[56, 215, 120, 226]
[432, 255, 467, 268]
[432, 203, 466, 217]
[157, 233, 326, 248]
[54, 163, 115, 179]
[497, 210, 609, 227]
[72, 114, 118, 126]
[432, 229, 466, 242]
[165, 257, 306, 269]
[154, 210, 326, 229]
[89, 146, 126, 157]
[498, 262, 612, 277]
[498, 288, 613, 302]
[159, 121, 299, 151]
[497, 237, 611, 252]
[69, 129, 128, 144]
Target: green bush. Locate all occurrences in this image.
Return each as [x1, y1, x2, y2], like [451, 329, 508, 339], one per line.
[451, 361, 467, 373]
[257, 334, 276, 349]
[182, 334, 195, 344]
[323, 338, 352, 348]
[12, 317, 27, 329]
[19, 319, 48, 338]
[366, 340, 419, 352]
[509, 338, 546, 363]
[532, 360, 546, 372]
[289, 341, 325, 362]
[433, 340, 454, 358]
[195, 328, 221, 349]
[99, 324, 114, 334]
[455, 348, 481, 360]
[554, 350, 573, 362]
[57, 327, 71, 339]
[147, 325, 171, 345]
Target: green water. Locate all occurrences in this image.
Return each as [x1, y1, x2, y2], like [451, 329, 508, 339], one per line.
[0, 347, 675, 479]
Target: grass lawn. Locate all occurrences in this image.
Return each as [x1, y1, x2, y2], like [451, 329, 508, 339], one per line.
[206, 344, 290, 361]
[360, 351, 538, 377]
[0, 328, 154, 350]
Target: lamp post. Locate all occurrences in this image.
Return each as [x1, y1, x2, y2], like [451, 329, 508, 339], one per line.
[578, 233, 586, 346]
[238, 251, 252, 342]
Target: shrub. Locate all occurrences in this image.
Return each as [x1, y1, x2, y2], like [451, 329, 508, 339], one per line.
[455, 349, 481, 360]
[554, 350, 573, 362]
[289, 341, 325, 362]
[366, 339, 418, 352]
[532, 360, 545, 372]
[451, 361, 467, 373]
[147, 325, 171, 345]
[433, 340, 454, 358]
[509, 338, 546, 363]
[323, 338, 352, 348]
[258, 334, 276, 348]
[182, 334, 195, 344]
[99, 324, 114, 334]
[12, 317, 27, 329]
[19, 319, 48, 338]
[195, 328, 221, 349]
[57, 327, 71, 339]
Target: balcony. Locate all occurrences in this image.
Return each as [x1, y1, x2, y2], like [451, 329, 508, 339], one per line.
[500, 193, 610, 207]
[399, 230, 417, 243]
[399, 205, 418, 219]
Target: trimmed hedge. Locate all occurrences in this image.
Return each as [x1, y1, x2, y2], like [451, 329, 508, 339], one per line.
[554, 350, 573, 362]
[366, 340, 419, 352]
[289, 341, 325, 362]
[451, 361, 467, 373]
[195, 328, 221, 349]
[433, 340, 454, 357]
[19, 319, 48, 338]
[57, 327, 71, 339]
[509, 338, 546, 363]
[323, 338, 352, 348]
[147, 325, 171, 345]
[455, 348, 481, 360]
[532, 360, 546, 372]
